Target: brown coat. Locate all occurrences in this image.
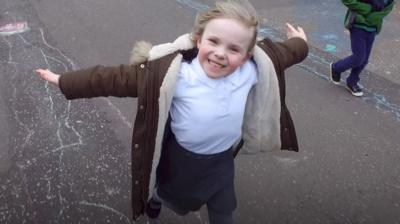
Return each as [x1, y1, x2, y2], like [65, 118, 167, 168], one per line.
[58, 34, 308, 219]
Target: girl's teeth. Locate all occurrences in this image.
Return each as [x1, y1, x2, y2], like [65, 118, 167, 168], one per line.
[209, 60, 223, 68]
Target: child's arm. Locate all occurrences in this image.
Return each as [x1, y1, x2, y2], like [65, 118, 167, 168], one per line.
[280, 23, 308, 67]
[35, 65, 140, 99]
[258, 23, 309, 69]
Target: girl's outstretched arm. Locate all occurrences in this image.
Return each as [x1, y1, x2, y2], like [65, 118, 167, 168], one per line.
[35, 69, 60, 86]
[257, 23, 308, 69]
[285, 23, 307, 42]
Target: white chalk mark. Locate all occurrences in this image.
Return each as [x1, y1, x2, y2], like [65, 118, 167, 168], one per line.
[79, 201, 133, 224]
[104, 99, 133, 129]
[2, 36, 13, 62]
[0, 22, 30, 36]
[39, 28, 78, 70]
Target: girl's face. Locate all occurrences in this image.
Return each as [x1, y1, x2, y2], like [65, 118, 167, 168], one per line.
[196, 18, 254, 79]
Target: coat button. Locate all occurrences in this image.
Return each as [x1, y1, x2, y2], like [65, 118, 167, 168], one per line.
[139, 105, 144, 110]
[134, 144, 139, 148]
[134, 180, 139, 185]
[140, 64, 145, 68]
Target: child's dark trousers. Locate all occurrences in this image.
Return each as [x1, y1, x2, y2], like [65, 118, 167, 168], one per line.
[333, 27, 376, 86]
[154, 123, 236, 224]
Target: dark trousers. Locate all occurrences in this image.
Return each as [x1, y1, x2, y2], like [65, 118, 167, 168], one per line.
[155, 122, 236, 224]
[333, 27, 376, 86]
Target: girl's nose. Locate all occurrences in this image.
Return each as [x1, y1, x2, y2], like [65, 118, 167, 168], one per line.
[214, 47, 225, 58]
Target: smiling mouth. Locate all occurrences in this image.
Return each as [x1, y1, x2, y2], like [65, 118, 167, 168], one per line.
[208, 59, 225, 68]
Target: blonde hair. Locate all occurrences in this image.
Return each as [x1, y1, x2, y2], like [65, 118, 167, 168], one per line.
[191, 0, 259, 52]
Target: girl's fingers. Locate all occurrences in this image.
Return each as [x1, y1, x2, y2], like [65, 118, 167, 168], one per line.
[35, 69, 52, 80]
[35, 69, 43, 76]
[298, 26, 305, 34]
[297, 27, 307, 41]
[36, 69, 46, 75]
[286, 23, 305, 34]
[286, 23, 295, 31]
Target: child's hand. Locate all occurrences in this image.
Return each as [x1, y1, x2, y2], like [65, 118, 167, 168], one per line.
[285, 23, 307, 42]
[35, 69, 60, 86]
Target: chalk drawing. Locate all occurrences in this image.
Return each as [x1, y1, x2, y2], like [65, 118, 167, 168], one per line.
[175, 0, 209, 11]
[174, 0, 282, 40]
[322, 34, 339, 40]
[0, 22, 30, 36]
[324, 44, 337, 52]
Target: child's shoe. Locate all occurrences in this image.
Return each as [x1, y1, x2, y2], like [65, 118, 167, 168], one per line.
[329, 63, 341, 85]
[145, 198, 162, 219]
[346, 83, 363, 97]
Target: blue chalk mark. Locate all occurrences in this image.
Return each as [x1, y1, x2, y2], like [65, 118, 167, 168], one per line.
[324, 44, 337, 52]
[298, 63, 328, 81]
[322, 34, 339, 40]
[175, 0, 209, 11]
[300, 61, 400, 121]
[258, 27, 281, 40]
[368, 93, 400, 121]
[258, 28, 274, 37]
[174, 0, 282, 40]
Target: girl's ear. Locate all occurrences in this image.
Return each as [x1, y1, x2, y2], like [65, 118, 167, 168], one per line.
[195, 34, 202, 48]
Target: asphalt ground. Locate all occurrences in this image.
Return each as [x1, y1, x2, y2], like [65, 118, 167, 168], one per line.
[0, 0, 399, 223]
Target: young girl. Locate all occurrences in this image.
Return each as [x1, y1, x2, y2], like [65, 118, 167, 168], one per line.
[36, 0, 308, 223]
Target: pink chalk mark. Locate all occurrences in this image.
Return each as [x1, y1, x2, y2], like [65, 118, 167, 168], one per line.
[0, 22, 29, 36]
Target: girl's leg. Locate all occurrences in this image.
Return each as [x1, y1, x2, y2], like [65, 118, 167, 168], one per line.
[347, 31, 376, 86]
[152, 188, 189, 216]
[206, 183, 236, 224]
[207, 209, 234, 224]
[333, 28, 369, 75]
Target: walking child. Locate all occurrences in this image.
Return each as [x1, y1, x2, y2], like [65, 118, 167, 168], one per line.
[36, 0, 308, 223]
[330, 0, 395, 96]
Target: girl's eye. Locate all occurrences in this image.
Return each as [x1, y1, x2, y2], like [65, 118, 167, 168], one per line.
[230, 48, 240, 53]
[208, 39, 217, 44]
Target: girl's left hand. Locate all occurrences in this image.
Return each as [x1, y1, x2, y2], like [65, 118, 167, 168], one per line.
[286, 23, 307, 42]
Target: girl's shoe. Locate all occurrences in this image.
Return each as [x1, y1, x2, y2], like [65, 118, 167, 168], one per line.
[145, 198, 162, 219]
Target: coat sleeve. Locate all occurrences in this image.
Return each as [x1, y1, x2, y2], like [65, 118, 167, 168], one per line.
[269, 37, 309, 70]
[59, 64, 141, 100]
[342, 0, 372, 15]
[365, 1, 395, 24]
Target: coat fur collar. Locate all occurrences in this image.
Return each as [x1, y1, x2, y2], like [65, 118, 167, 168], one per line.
[130, 34, 194, 65]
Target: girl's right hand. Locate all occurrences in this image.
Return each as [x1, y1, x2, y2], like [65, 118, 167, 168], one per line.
[35, 69, 60, 86]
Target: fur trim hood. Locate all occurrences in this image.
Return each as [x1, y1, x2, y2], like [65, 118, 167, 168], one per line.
[130, 34, 194, 65]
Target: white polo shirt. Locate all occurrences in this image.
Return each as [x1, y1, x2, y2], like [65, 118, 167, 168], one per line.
[170, 56, 258, 154]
